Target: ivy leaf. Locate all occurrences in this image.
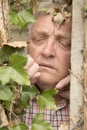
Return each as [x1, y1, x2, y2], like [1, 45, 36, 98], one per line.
[20, 92, 30, 107]
[0, 45, 15, 64]
[19, 9, 35, 23]
[17, 9, 35, 30]
[9, 9, 35, 31]
[37, 89, 58, 111]
[0, 66, 30, 85]
[31, 114, 54, 130]
[10, 53, 27, 69]
[21, 85, 40, 107]
[22, 85, 40, 99]
[83, 4, 87, 12]
[8, 10, 19, 25]
[0, 45, 25, 65]
[11, 122, 28, 130]
[28, 85, 40, 99]
[0, 127, 9, 130]
[0, 87, 13, 101]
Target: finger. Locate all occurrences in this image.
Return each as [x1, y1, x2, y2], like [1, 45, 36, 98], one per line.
[55, 75, 70, 90]
[31, 72, 41, 83]
[24, 55, 34, 69]
[27, 63, 40, 78]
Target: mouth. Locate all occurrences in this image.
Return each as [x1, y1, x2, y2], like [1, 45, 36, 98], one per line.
[39, 63, 55, 70]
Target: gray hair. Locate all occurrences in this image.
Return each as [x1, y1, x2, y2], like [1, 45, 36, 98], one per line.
[27, 2, 72, 43]
[27, 2, 55, 43]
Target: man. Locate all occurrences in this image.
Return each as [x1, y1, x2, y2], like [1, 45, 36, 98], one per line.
[23, 3, 72, 130]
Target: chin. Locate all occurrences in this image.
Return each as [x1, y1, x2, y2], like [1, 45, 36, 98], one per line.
[36, 74, 58, 91]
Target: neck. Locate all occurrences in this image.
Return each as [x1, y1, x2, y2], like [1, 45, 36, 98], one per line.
[35, 82, 55, 92]
[35, 83, 64, 104]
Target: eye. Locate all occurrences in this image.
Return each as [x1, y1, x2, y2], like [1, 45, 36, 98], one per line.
[59, 40, 68, 47]
[56, 39, 71, 49]
[31, 34, 48, 45]
[35, 37, 45, 42]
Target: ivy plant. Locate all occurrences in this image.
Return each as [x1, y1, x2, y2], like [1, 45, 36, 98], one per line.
[0, 1, 59, 129]
[8, 0, 41, 31]
[0, 45, 58, 130]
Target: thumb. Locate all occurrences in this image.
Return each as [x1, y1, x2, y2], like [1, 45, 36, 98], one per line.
[55, 75, 70, 90]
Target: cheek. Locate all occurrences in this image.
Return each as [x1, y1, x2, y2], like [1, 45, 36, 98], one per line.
[63, 57, 70, 70]
[57, 51, 71, 69]
[64, 54, 70, 68]
[28, 43, 40, 61]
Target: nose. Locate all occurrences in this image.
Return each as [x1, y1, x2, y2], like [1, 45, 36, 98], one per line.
[42, 36, 56, 57]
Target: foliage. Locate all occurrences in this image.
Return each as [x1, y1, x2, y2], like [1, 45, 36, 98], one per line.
[8, 0, 41, 31]
[31, 114, 55, 130]
[0, 0, 62, 129]
[8, 0, 72, 32]
[0, 0, 73, 129]
[83, 4, 87, 12]
[37, 89, 58, 111]
[0, 45, 58, 130]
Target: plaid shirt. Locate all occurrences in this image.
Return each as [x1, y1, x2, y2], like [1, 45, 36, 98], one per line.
[22, 98, 70, 130]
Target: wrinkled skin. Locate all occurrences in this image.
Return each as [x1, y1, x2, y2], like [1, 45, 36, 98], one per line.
[25, 14, 71, 99]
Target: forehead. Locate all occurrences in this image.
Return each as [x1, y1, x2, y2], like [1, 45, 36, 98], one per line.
[31, 14, 72, 37]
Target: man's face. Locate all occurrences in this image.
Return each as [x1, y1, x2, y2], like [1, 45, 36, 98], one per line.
[28, 15, 71, 90]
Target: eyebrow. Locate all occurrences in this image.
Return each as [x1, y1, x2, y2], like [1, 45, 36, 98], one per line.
[31, 28, 71, 41]
[55, 32, 71, 40]
[31, 30, 49, 38]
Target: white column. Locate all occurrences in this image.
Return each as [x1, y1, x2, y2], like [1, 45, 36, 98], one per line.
[70, 0, 84, 129]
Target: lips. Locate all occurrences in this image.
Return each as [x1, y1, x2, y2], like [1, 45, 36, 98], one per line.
[39, 63, 55, 70]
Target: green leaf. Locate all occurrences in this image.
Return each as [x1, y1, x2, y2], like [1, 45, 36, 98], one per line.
[10, 53, 27, 69]
[0, 45, 15, 64]
[0, 127, 9, 130]
[21, 85, 40, 107]
[31, 114, 54, 130]
[37, 89, 58, 111]
[0, 87, 13, 101]
[28, 85, 40, 99]
[20, 9, 35, 23]
[17, 9, 35, 30]
[23, 85, 40, 98]
[21, 92, 30, 107]
[9, 10, 19, 25]
[4, 100, 12, 108]
[9, 9, 35, 30]
[83, 4, 87, 12]
[0, 66, 30, 85]
[11, 122, 28, 130]
[0, 45, 25, 65]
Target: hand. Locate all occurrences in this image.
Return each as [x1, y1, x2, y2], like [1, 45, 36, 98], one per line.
[55, 75, 70, 100]
[24, 55, 41, 83]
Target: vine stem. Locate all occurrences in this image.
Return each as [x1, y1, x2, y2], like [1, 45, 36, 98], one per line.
[0, 103, 9, 127]
[9, 101, 13, 128]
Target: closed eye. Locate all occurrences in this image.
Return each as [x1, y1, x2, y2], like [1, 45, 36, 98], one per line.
[56, 38, 71, 50]
[31, 33, 48, 45]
